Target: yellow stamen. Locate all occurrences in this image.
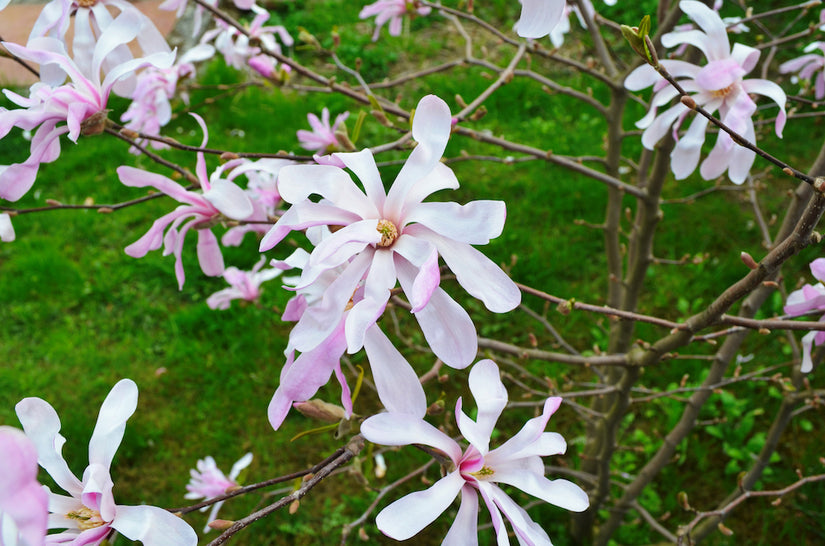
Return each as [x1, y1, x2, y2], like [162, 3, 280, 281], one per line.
[67, 507, 105, 530]
[470, 466, 495, 479]
[710, 83, 735, 98]
[76, 0, 98, 7]
[376, 219, 398, 247]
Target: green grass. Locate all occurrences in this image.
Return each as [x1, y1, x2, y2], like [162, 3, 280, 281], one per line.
[1, 1, 824, 544]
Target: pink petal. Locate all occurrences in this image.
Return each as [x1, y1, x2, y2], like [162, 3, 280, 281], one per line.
[442, 486, 480, 546]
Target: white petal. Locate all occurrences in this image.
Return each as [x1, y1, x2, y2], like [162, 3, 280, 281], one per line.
[333, 149, 386, 210]
[88, 379, 138, 472]
[404, 200, 506, 245]
[515, 0, 565, 39]
[363, 326, 427, 417]
[361, 413, 463, 462]
[456, 360, 507, 454]
[113, 505, 197, 545]
[408, 225, 521, 313]
[442, 486, 480, 546]
[15, 398, 82, 496]
[375, 471, 464, 540]
[204, 179, 254, 220]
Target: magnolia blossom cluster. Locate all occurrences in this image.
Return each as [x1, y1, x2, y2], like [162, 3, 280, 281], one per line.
[625, 0, 787, 184]
[118, 116, 258, 289]
[25, 0, 170, 96]
[0, 12, 175, 204]
[13, 380, 197, 545]
[201, 5, 294, 79]
[121, 44, 216, 148]
[780, 38, 825, 100]
[784, 258, 825, 373]
[359, 0, 566, 40]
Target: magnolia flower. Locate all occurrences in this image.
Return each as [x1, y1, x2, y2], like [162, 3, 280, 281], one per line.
[184, 453, 253, 532]
[296, 108, 350, 154]
[206, 256, 283, 309]
[0, 426, 48, 546]
[260, 94, 520, 369]
[624, 0, 787, 184]
[28, 0, 171, 96]
[515, 0, 566, 39]
[359, 0, 432, 41]
[361, 359, 589, 544]
[15, 379, 198, 545]
[119, 115, 254, 289]
[0, 213, 14, 242]
[121, 44, 216, 149]
[201, 6, 293, 75]
[784, 257, 825, 373]
[0, 12, 175, 202]
[780, 42, 825, 100]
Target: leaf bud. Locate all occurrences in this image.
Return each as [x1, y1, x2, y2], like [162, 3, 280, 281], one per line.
[740, 251, 758, 270]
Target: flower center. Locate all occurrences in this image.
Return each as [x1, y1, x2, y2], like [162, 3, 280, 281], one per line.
[470, 465, 495, 479]
[710, 83, 735, 98]
[67, 506, 105, 530]
[76, 0, 98, 7]
[376, 219, 398, 247]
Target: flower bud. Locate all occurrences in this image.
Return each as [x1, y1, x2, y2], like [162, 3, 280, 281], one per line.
[293, 399, 347, 423]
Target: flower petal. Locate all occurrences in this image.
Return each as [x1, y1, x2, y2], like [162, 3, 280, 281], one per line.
[113, 504, 198, 545]
[363, 326, 427, 417]
[88, 379, 138, 472]
[374, 471, 465, 540]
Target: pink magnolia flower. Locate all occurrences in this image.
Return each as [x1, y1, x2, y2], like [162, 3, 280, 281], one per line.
[0, 213, 14, 242]
[361, 359, 589, 544]
[121, 44, 216, 149]
[184, 453, 253, 532]
[259, 94, 521, 369]
[784, 257, 825, 373]
[119, 116, 255, 289]
[296, 108, 350, 154]
[624, 0, 787, 184]
[206, 256, 283, 309]
[15, 379, 198, 546]
[0, 12, 175, 202]
[359, 0, 432, 41]
[780, 42, 825, 100]
[27, 0, 171, 97]
[201, 6, 293, 75]
[515, 0, 566, 39]
[0, 426, 48, 546]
